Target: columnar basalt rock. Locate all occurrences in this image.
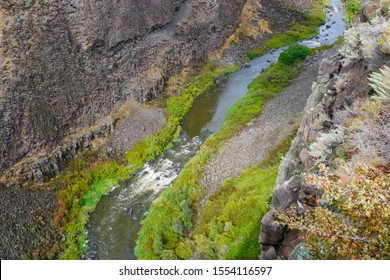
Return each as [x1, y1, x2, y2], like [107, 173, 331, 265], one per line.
[0, 0, 314, 185]
[1, 120, 117, 186]
[0, 0, 247, 174]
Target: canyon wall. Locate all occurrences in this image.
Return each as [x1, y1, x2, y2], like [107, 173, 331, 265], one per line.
[0, 0, 246, 174]
[259, 2, 390, 259]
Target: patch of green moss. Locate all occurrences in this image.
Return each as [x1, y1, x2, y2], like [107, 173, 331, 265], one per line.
[245, 46, 265, 61]
[190, 133, 295, 259]
[135, 45, 304, 260]
[279, 44, 311, 65]
[55, 63, 239, 260]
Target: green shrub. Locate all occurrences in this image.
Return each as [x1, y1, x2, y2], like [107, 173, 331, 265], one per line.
[248, 61, 298, 93]
[54, 156, 133, 259]
[175, 241, 194, 259]
[245, 46, 265, 61]
[279, 164, 390, 259]
[278, 45, 310, 65]
[55, 63, 239, 260]
[343, 0, 361, 24]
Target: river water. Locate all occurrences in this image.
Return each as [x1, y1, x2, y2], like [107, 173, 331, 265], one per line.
[87, 0, 345, 260]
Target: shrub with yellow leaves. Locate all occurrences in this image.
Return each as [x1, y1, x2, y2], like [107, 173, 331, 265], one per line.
[278, 164, 390, 259]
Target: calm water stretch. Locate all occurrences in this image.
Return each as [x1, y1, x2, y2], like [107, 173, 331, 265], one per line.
[87, 0, 346, 260]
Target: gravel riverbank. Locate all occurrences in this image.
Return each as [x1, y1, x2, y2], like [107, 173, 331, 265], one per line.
[201, 47, 338, 196]
[0, 103, 166, 260]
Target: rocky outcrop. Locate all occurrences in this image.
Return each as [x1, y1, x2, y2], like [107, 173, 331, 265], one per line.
[1, 120, 116, 186]
[0, 0, 316, 184]
[0, 0, 247, 174]
[259, 53, 373, 259]
[1, 101, 167, 186]
[261, 5, 390, 259]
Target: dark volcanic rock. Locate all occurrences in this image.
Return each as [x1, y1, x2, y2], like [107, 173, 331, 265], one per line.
[260, 44, 375, 259]
[0, 185, 62, 259]
[0, 0, 246, 173]
[259, 210, 286, 246]
[2, 120, 117, 185]
[271, 175, 302, 210]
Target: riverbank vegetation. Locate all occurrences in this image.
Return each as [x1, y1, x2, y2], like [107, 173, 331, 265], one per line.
[343, 0, 361, 23]
[190, 133, 296, 259]
[264, 0, 328, 50]
[135, 45, 312, 259]
[52, 63, 239, 259]
[243, 0, 327, 62]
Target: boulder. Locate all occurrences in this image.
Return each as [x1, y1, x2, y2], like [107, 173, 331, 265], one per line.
[299, 148, 314, 170]
[317, 55, 341, 84]
[263, 246, 277, 260]
[271, 176, 302, 210]
[259, 211, 286, 246]
[281, 230, 301, 257]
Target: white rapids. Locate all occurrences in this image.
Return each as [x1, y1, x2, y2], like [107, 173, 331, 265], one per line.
[87, 0, 346, 260]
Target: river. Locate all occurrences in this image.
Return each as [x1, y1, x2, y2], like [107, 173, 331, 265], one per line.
[86, 0, 345, 260]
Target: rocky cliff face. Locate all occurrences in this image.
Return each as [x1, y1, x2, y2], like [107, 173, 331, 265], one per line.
[259, 1, 390, 259]
[0, 0, 246, 174]
[259, 53, 366, 259]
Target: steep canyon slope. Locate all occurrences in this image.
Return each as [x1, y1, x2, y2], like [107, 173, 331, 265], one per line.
[260, 1, 390, 259]
[0, 0, 313, 259]
[0, 0, 308, 185]
[0, 0, 247, 175]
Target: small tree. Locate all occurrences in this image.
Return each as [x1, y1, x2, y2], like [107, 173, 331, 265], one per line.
[279, 164, 390, 259]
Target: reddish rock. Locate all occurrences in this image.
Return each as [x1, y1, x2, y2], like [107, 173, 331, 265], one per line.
[362, 2, 380, 22]
[281, 230, 302, 258]
[299, 148, 314, 170]
[260, 211, 286, 246]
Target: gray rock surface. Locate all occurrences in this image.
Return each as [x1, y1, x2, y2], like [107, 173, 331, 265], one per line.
[201, 49, 338, 197]
[2, 120, 116, 185]
[271, 175, 301, 210]
[260, 50, 374, 259]
[0, 185, 62, 259]
[108, 104, 166, 156]
[0, 0, 247, 173]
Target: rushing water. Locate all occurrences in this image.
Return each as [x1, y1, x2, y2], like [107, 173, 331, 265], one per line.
[87, 0, 345, 260]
